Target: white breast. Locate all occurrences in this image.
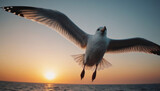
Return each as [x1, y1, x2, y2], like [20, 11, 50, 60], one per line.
[84, 35, 109, 66]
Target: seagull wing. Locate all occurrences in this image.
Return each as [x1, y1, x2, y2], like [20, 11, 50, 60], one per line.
[106, 38, 160, 55]
[2, 6, 89, 48]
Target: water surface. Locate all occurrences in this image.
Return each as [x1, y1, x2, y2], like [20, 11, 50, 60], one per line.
[0, 81, 160, 91]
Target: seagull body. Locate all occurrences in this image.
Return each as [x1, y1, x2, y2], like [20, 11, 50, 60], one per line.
[2, 6, 160, 81]
[85, 28, 109, 66]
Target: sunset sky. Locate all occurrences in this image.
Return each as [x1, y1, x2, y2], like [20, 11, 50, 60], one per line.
[0, 0, 160, 84]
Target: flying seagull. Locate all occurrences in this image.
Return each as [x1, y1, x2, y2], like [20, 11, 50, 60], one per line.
[1, 6, 160, 81]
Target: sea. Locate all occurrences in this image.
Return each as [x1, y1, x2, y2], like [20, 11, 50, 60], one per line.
[0, 81, 160, 91]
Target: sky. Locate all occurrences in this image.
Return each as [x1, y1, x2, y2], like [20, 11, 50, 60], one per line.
[0, 0, 160, 84]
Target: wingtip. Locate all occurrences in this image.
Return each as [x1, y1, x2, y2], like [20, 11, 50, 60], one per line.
[155, 45, 160, 55]
[1, 6, 24, 17]
[152, 51, 160, 55]
[151, 45, 160, 55]
[2, 6, 13, 12]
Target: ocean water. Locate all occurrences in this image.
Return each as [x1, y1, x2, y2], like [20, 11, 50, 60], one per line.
[0, 81, 160, 91]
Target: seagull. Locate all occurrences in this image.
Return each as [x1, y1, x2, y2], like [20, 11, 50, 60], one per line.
[1, 6, 160, 81]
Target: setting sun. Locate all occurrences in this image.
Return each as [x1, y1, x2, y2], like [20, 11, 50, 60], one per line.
[45, 72, 55, 80]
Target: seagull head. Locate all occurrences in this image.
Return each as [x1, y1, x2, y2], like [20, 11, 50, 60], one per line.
[96, 26, 107, 36]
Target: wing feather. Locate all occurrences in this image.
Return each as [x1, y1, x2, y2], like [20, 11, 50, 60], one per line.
[2, 6, 89, 48]
[107, 38, 160, 55]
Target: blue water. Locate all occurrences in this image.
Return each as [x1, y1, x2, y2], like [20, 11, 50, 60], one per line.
[0, 81, 160, 91]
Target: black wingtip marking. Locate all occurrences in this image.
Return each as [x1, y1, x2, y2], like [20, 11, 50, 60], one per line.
[3, 7, 11, 11]
[4, 7, 8, 9]
[151, 51, 160, 55]
[150, 45, 160, 56]
[19, 14, 24, 17]
[2, 6, 24, 17]
[3, 7, 9, 11]
[3, 7, 12, 12]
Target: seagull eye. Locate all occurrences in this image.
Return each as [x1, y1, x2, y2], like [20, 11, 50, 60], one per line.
[97, 29, 100, 31]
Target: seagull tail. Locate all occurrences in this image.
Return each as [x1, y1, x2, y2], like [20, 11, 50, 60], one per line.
[97, 58, 112, 70]
[72, 54, 112, 70]
[72, 54, 85, 68]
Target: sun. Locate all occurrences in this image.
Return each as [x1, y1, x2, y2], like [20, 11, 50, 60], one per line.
[45, 71, 55, 80]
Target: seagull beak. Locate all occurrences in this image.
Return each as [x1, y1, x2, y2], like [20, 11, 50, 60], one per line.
[101, 26, 106, 32]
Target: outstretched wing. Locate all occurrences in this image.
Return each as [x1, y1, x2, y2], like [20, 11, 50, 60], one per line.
[106, 38, 160, 55]
[2, 6, 89, 48]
